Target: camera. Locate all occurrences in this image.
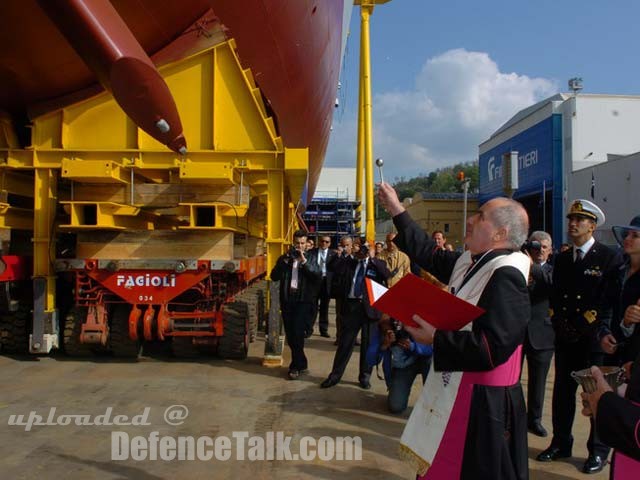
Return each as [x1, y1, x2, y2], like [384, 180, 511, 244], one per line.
[356, 243, 369, 258]
[392, 319, 410, 341]
[521, 240, 541, 253]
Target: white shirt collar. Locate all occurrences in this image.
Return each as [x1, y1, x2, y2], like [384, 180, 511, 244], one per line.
[574, 236, 595, 260]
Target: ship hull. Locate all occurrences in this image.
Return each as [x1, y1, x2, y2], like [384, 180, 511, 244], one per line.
[0, 0, 347, 201]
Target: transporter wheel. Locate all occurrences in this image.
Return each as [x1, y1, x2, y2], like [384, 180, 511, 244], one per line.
[62, 307, 93, 357]
[0, 304, 30, 354]
[235, 295, 258, 343]
[110, 304, 141, 359]
[256, 288, 266, 332]
[255, 280, 269, 332]
[217, 305, 248, 360]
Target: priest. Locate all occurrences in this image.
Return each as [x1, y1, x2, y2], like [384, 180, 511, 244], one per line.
[378, 182, 531, 480]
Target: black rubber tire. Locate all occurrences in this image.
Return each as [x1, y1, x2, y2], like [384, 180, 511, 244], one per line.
[256, 288, 266, 332]
[63, 307, 93, 357]
[254, 280, 268, 332]
[110, 304, 141, 359]
[0, 305, 30, 354]
[217, 305, 248, 360]
[236, 294, 258, 343]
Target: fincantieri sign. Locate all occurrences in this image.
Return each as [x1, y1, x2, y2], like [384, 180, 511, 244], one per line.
[487, 149, 539, 182]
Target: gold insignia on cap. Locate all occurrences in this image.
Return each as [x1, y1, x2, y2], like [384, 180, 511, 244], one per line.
[568, 200, 597, 221]
[583, 310, 597, 324]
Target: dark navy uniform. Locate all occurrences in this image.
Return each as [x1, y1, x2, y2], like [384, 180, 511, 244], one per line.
[547, 240, 622, 461]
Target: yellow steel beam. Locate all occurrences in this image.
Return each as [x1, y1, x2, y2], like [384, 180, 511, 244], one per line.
[283, 148, 309, 207]
[361, 4, 376, 244]
[266, 170, 286, 279]
[355, 0, 391, 242]
[355, 22, 365, 236]
[58, 201, 179, 230]
[33, 168, 57, 311]
[0, 203, 33, 230]
[3, 150, 285, 171]
[176, 203, 259, 235]
[354, 0, 392, 4]
[179, 161, 235, 184]
[61, 159, 129, 183]
[0, 170, 34, 197]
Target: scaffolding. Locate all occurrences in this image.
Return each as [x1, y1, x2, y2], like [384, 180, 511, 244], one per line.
[302, 190, 360, 247]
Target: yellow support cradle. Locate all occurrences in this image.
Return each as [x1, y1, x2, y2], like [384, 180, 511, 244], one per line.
[0, 38, 309, 354]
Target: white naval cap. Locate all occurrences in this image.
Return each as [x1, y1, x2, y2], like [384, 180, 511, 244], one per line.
[566, 199, 605, 226]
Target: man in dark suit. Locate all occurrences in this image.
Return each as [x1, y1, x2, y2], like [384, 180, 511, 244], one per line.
[537, 199, 623, 474]
[320, 239, 391, 389]
[523, 230, 555, 437]
[270, 230, 322, 380]
[308, 235, 336, 338]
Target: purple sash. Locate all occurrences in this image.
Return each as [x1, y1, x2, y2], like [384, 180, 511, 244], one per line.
[422, 345, 523, 479]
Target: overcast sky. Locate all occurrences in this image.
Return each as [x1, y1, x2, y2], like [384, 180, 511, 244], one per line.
[325, 0, 640, 182]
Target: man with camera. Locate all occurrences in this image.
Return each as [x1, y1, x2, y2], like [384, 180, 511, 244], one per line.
[321, 239, 391, 389]
[537, 199, 622, 474]
[522, 231, 555, 438]
[367, 315, 432, 414]
[270, 230, 322, 380]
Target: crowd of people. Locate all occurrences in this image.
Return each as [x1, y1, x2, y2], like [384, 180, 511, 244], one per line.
[269, 183, 640, 479]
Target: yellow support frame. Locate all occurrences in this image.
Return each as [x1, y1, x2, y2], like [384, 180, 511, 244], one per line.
[0, 39, 310, 357]
[0, 203, 32, 230]
[58, 201, 173, 230]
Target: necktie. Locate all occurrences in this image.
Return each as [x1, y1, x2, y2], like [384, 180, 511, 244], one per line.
[290, 260, 299, 289]
[575, 249, 584, 262]
[353, 261, 366, 297]
[321, 250, 327, 276]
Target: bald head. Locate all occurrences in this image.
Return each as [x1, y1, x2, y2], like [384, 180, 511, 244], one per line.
[465, 197, 529, 253]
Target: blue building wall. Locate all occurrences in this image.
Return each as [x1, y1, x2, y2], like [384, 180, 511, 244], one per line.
[479, 117, 556, 201]
[479, 115, 563, 242]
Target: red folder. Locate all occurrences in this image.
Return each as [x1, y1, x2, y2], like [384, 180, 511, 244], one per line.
[365, 273, 485, 330]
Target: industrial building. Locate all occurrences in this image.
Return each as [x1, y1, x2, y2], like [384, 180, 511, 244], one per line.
[479, 93, 640, 245]
[399, 192, 478, 249]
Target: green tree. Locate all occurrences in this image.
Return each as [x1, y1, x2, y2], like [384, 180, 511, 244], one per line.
[375, 160, 479, 221]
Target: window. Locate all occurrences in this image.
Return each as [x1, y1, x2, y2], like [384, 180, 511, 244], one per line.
[444, 223, 450, 233]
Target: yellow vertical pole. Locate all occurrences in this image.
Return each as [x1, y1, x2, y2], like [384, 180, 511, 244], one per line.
[361, 3, 376, 243]
[264, 168, 285, 366]
[31, 167, 58, 353]
[355, 44, 365, 235]
[266, 170, 285, 278]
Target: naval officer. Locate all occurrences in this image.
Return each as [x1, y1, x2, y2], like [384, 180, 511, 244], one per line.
[537, 199, 622, 474]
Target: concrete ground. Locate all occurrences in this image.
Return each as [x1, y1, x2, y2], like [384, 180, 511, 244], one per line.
[0, 305, 607, 479]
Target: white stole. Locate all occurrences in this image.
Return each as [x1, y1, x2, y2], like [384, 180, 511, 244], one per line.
[399, 250, 530, 475]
